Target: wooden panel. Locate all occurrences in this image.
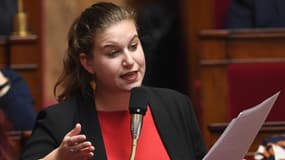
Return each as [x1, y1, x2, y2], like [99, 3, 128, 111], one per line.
[9, 35, 39, 64]
[199, 29, 285, 152]
[179, 0, 214, 109]
[200, 65, 228, 149]
[23, 0, 42, 36]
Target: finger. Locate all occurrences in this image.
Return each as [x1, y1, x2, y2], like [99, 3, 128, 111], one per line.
[76, 147, 95, 159]
[80, 145, 95, 153]
[72, 141, 93, 152]
[69, 134, 87, 146]
[79, 151, 94, 159]
[75, 152, 94, 160]
[68, 146, 95, 160]
[63, 123, 82, 146]
[67, 123, 81, 137]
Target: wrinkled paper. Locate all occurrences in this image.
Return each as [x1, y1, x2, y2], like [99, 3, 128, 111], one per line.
[203, 92, 280, 160]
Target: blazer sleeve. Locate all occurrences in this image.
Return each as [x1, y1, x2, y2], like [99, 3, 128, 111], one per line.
[20, 110, 60, 160]
[21, 103, 76, 160]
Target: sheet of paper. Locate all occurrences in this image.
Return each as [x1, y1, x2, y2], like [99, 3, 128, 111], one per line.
[203, 92, 280, 160]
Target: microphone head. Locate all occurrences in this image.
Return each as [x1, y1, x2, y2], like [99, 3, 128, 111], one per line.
[129, 87, 148, 115]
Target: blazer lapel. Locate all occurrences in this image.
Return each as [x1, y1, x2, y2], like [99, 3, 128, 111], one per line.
[148, 92, 185, 159]
[77, 95, 107, 160]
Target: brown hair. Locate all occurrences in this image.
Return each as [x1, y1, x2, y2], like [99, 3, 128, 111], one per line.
[54, 2, 136, 102]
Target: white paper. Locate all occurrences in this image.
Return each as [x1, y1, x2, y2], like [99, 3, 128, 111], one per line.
[203, 91, 280, 160]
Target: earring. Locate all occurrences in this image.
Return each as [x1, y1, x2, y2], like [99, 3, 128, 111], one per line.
[90, 80, 96, 90]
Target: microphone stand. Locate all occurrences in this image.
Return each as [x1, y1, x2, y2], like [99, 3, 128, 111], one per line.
[130, 139, 138, 160]
[129, 114, 143, 160]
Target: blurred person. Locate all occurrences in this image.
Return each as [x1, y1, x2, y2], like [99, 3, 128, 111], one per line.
[21, 2, 206, 160]
[254, 135, 285, 160]
[0, 0, 17, 35]
[0, 68, 36, 130]
[225, 0, 285, 28]
[131, 0, 190, 94]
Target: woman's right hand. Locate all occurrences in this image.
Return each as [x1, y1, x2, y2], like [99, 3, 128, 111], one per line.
[42, 123, 95, 160]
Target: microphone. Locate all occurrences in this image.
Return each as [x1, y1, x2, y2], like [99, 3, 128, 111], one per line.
[129, 87, 148, 160]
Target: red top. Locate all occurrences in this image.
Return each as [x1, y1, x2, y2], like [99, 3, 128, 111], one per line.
[97, 106, 170, 160]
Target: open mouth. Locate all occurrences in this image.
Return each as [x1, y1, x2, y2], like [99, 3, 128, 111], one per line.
[120, 71, 138, 81]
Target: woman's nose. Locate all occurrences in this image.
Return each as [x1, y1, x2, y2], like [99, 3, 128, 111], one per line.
[122, 52, 134, 68]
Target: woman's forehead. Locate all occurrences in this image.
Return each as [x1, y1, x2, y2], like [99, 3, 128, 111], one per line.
[94, 20, 138, 47]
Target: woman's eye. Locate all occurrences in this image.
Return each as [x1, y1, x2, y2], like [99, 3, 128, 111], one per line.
[109, 49, 120, 57]
[129, 43, 138, 51]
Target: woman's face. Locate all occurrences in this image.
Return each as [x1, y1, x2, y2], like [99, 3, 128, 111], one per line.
[83, 19, 145, 92]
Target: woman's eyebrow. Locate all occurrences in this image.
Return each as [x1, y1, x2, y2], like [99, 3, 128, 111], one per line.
[101, 34, 139, 49]
[130, 34, 139, 42]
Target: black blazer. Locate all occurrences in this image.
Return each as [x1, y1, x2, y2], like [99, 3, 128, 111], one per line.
[225, 0, 285, 28]
[21, 87, 206, 160]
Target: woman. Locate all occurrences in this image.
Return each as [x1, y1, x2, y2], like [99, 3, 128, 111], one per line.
[21, 2, 206, 160]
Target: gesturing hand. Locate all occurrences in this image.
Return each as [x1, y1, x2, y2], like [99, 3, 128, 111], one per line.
[43, 123, 95, 160]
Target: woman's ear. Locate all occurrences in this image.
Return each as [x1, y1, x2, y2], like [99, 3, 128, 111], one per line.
[79, 53, 95, 74]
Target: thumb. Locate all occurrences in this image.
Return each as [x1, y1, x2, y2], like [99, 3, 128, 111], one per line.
[67, 123, 81, 137]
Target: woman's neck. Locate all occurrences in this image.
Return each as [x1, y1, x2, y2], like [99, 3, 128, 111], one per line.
[94, 89, 130, 112]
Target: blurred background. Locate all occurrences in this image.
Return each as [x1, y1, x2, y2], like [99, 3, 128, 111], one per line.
[3, 0, 285, 159]
[18, 0, 217, 108]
